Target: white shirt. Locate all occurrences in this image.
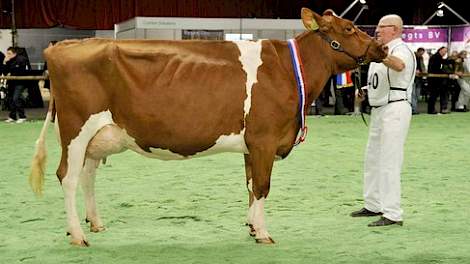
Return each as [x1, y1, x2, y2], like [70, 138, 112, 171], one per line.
[367, 38, 416, 107]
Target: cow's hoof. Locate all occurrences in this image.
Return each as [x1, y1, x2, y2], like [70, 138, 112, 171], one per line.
[255, 237, 275, 244]
[90, 225, 106, 233]
[70, 238, 90, 247]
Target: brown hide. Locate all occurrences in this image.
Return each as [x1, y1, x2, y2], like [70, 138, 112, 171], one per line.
[47, 39, 302, 151]
[31, 8, 388, 246]
[44, 9, 386, 181]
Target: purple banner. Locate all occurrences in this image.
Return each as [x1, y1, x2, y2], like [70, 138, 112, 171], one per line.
[451, 26, 470, 42]
[401, 28, 448, 43]
[359, 26, 449, 43]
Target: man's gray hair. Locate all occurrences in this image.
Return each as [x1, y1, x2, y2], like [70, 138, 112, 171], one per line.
[378, 14, 404, 30]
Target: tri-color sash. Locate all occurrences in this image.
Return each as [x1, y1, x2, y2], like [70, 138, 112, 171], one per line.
[287, 39, 308, 146]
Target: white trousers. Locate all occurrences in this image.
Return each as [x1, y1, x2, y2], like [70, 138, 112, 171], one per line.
[456, 78, 470, 109]
[363, 101, 411, 221]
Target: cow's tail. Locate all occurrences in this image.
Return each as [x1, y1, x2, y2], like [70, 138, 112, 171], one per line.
[29, 93, 55, 196]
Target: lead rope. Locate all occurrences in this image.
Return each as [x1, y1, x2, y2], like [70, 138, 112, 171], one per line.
[287, 39, 308, 146]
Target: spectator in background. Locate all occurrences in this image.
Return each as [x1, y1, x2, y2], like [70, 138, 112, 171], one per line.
[3, 47, 29, 123]
[412, 47, 426, 114]
[0, 51, 4, 72]
[446, 51, 460, 111]
[455, 50, 470, 111]
[16, 47, 31, 71]
[427, 47, 449, 114]
[0, 51, 5, 110]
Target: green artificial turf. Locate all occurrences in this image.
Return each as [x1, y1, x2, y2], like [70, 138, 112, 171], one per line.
[0, 113, 469, 263]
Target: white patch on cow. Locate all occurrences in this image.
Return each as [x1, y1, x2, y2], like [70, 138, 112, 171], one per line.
[54, 113, 61, 145]
[62, 110, 114, 241]
[125, 130, 249, 161]
[65, 110, 114, 180]
[233, 40, 263, 122]
[247, 179, 253, 192]
[251, 197, 271, 240]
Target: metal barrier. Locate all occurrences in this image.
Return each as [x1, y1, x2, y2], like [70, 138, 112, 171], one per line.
[416, 73, 470, 78]
[0, 76, 47, 80]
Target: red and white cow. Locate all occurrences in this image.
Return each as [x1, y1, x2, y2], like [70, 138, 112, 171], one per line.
[30, 8, 386, 246]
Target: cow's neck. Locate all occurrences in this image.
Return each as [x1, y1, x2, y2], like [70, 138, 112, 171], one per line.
[292, 31, 335, 107]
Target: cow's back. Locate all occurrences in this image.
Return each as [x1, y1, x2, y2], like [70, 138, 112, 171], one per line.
[46, 38, 277, 157]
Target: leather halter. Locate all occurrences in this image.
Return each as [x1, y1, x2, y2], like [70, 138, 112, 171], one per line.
[315, 31, 372, 66]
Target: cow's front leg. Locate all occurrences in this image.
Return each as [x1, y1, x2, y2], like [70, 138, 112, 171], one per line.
[244, 154, 256, 237]
[80, 158, 105, 233]
[247, 145, 276, 244]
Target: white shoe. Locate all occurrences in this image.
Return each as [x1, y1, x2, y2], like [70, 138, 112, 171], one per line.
[16, 118, 27, 123]
[5, 118, 16, 123]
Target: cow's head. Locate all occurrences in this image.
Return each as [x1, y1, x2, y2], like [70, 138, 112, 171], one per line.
[301, 8, 387, 73]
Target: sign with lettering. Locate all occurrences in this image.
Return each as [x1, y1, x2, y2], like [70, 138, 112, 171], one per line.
[358, 26, 449, 43]
[401, 28, 448, 43]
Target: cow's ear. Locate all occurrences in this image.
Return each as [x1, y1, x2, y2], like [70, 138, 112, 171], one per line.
[323, 9, 337, 16]
[301, 8, 322, 31]
[319, 9, 337, 32]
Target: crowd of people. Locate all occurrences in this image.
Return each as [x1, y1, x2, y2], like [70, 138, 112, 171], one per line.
[423, 47, 469, 114]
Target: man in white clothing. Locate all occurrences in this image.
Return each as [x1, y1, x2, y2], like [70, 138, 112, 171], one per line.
[350, 14, 416, 226]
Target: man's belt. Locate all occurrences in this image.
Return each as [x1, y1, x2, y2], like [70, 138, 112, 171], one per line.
[390, 87, 407, 91]
[371, 99, 409, 108]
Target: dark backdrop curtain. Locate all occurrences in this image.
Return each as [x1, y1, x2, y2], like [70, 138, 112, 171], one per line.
[2, 0, 461, 29]
[0, 0, 311, 30]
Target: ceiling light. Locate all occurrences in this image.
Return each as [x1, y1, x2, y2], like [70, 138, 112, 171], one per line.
[436, 9, 444, 17]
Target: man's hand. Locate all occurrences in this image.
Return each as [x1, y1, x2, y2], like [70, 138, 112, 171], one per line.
[357, 86, 367, 100]
[449, 74, 459, 80]
[3, 54, 15, 64]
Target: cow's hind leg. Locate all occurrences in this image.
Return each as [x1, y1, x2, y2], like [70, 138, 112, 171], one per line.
[59, 111, 116, 246]
[244, 154, 256, 237]
[246, 145, 276, 244]
[60, 152, 90, 247]
[80, 158, 105, 233]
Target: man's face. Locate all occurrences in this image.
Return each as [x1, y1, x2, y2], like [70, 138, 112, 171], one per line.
[375, 24, 398, 45]
[6, 50, 16, 58]
[439, 48, 448, 57]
